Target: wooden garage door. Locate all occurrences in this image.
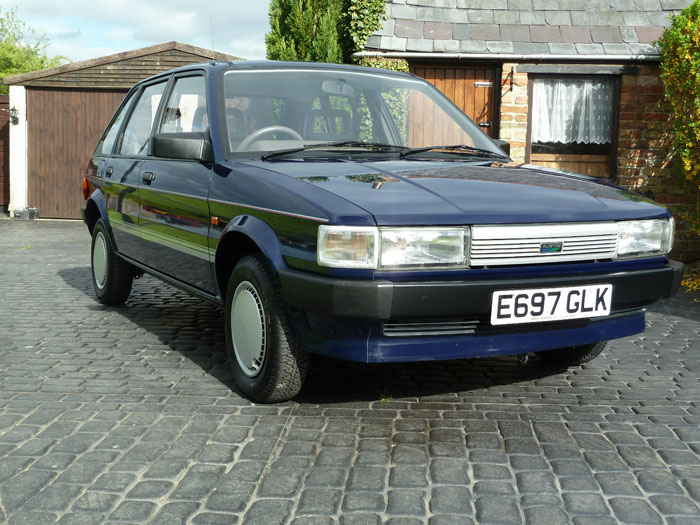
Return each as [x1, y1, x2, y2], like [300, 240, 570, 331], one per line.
[27, 88, 127, 218]
[411, 66, 497, 138]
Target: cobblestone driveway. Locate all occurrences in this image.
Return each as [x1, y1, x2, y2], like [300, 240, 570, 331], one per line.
[1, 218, 699, 525]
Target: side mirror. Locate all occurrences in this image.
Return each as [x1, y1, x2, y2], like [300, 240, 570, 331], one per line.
[493, 139, 511, 157]
[152, 132, 213, 162]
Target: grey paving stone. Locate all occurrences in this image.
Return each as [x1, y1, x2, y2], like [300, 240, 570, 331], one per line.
[109, 501, 158, 522]
[170, 464, 225, 500]
[341, 515, 381, 525]
[342, 492, 385, 512]
[387, 489, 427, 516]
[476, 496, 521, 524]
[126, 480, 173, 499]
[562, 493, 610, 516]
[595, 472, 644, 496]
[90, 472, 136, 492]
[1, 220, 700, 523]
[205, 488, 254, 513]
[150, 501, 200, 525]
[609, 497, 664, 524]
[429, 486, 472, 515]
[297, 488, 341, 515]
[193, 512, 241, 525]
[23, 484, 83, 512]
[524, 506, 569, 525]
[430, 458, 469, 484]
[72, 492, 120, 513]
[0, 470, 56, 513]
[347, 466, 386, 491]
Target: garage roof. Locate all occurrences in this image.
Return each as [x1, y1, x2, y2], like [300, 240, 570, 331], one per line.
[4, 41, 242, 89]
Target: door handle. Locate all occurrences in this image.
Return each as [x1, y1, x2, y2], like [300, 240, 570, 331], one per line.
[141, 171, 156, 184]
[105, 167, 113, 178]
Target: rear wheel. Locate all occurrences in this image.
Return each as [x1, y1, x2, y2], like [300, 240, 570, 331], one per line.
[536, 342, 607, 366]
[224, 254, 308, 403]
[91, 219, 134, 305]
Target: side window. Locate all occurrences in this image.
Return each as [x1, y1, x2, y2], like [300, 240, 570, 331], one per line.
[118, 81, 167, 156]
[98, 92, 135, 155]
[159, 76, 207, 134]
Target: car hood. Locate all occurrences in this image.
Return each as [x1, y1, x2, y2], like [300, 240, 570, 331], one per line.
[241, 159, 668, 225]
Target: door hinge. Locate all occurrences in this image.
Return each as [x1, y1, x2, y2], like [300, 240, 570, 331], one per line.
[475, 81, 493, 87]
[479, 122, 491, 128]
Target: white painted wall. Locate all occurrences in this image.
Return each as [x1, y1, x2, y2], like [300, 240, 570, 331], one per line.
[8, 85, 28, 215]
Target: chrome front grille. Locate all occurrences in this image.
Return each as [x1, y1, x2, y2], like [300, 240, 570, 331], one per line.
[470, 223, 618, 266]
[382, 319, 480, 337]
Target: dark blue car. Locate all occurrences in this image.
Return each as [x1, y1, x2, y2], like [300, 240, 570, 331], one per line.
[82, 61, 683, 402]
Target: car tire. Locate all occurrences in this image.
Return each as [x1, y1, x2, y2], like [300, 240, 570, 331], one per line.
[91, 219, 134, 305]
[225, 254, 308, 403]
[536, 341, 607, 366]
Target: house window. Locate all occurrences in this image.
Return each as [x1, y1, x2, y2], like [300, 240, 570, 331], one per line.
[528, 76, 617, 178]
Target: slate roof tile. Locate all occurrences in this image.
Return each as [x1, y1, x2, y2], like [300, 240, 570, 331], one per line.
[500, 25, 532, 42]
[470, 24, 501, 40]
[590, 26, 623, 43]
[531, 25, 563, 42]
[424, 22, 453, 40]
[371, 0, 692, 56]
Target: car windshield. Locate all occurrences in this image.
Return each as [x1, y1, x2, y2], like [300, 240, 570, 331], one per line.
[221, 67, 503, 158]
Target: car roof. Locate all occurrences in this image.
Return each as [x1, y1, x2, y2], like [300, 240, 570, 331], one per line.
[137, 59, 415, 85]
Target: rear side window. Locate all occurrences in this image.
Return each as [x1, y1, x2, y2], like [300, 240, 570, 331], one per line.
[98, 92, 135, 155]
[159, 76, 207, 133]
[118, 81, 167, 156]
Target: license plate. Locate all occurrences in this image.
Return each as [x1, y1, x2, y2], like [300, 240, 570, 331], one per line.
[491, 284, 612, 325]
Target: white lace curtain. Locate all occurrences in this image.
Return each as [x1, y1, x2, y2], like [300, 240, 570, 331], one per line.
[531, 77, 614, 144]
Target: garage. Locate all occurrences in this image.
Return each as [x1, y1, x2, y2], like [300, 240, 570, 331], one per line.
[6, 41, 237, 219]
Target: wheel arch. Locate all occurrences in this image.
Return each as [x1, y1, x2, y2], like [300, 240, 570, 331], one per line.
[215, 215, 287, 298]
[84, 192, 109, 235]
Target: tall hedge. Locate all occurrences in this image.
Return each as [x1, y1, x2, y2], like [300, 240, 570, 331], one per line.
[266, 0, 343, 63]
[266, 0, 409, 72]
[658, 1, 700, 231]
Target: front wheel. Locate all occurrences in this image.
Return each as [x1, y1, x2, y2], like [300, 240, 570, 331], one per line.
[536, 342, 607, 366]
[224, 254, 308, 403]
[91, 219, 134, 305]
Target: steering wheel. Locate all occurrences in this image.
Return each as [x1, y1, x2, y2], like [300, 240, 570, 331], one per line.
[237, 126, 304, 151]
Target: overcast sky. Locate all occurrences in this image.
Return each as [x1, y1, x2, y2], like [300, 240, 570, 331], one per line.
[13, 0, 272, 63]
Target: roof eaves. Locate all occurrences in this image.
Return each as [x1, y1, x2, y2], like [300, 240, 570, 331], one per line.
[4, 41, 242, 86]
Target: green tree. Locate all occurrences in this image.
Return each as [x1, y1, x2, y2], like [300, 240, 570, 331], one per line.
[658, 2, 700, 232]
[266, 0, 394, 66]
[0, 8, 65, 94]
[266, 0, 344, 63]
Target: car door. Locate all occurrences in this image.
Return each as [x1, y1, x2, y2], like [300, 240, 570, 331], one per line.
[138, 73, 215, 293]
[104, 79, 168, 261]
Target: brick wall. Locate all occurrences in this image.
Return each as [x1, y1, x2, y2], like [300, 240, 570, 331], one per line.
[0, 95, 8, 212]
[498, 63, 528, 163]
[616, 64, 700, 261]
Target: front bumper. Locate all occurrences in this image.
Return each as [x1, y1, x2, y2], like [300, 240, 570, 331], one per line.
[279, 260, 684, 320]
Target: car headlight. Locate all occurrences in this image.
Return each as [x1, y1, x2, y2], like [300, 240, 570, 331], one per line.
[317, 225, 379, 268]
[616, 218, 674, 258]
[318, 225, 469, 269]
[379, 228, 468, 269]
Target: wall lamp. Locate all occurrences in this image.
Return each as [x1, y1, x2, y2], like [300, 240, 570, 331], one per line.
[10, 106, 19, 125]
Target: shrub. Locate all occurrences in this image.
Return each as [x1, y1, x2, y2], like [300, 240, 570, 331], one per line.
[658, 1, 700, 233]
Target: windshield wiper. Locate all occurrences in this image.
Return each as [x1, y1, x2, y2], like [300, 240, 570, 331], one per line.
[399, 144, 508, 160]
[261, 141, 408, 160]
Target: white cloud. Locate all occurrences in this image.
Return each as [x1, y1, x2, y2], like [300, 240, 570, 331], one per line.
[12, 0, 271, 62]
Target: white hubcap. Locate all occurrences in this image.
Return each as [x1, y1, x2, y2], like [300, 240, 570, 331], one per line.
[231, 281, 266, 377]
[93, 232, 108, 290]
